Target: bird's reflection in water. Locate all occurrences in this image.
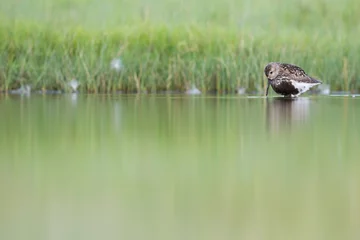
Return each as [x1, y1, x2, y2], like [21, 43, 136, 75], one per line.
[266, 97, 311, 133]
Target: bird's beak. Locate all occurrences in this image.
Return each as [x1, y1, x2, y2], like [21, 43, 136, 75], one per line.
[265, 80, 270, 96]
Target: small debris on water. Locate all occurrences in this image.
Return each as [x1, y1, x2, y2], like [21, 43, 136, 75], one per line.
[185, 85, 201, 95]
[110, 58, 123, 72]
[317, 84, 331, 95]
[309, 83, 330, 95]
[330, 91, 351, 97]
[68, 79, 80, 92]
[9, 85, 31, 95]
[237, 87, 246, 95]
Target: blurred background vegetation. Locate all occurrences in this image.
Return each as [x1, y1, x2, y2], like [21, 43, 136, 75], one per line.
[0, 0, 359, 93]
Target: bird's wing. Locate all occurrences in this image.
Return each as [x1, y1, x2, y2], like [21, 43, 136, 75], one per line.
[280, 63, 321, 84]
[280, 63, 307, 76]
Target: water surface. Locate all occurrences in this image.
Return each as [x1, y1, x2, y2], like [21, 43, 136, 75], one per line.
[0, 94, 359, 240]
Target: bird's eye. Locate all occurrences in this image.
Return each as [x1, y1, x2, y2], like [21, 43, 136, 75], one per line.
[270, 71, 273, 74]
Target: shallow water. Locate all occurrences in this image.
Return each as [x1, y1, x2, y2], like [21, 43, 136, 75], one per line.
[0, 94, 359, 240]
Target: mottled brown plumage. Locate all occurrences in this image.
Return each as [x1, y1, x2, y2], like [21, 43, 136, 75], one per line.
[264, 62, 322, 97]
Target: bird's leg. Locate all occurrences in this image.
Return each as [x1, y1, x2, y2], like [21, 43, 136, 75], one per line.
[265, 81, 270, 96]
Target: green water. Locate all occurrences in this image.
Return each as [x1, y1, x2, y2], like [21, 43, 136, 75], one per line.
[0, 94, 359, 240]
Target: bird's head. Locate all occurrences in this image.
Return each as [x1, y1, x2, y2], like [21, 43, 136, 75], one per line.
[264, 62, 280, 81]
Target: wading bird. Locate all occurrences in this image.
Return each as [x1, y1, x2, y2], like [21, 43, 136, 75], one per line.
[264, 62, 322, 97]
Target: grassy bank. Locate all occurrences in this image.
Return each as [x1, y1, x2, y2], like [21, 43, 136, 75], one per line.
[1, 0, 360, 93]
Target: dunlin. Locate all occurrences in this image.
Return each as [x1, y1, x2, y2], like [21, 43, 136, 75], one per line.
[264, 62, 322, 97]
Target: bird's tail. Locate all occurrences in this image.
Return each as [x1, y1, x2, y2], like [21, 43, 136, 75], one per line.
[310, 77, 322, 84]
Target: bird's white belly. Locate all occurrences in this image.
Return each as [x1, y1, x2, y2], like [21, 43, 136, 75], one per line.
[290, 80, 320, 94]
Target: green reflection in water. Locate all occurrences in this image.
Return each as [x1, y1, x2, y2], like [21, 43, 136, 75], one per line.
[0, 94, 359, 240]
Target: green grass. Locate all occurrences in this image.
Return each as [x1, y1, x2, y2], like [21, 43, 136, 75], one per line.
[0, 0, 360, 93]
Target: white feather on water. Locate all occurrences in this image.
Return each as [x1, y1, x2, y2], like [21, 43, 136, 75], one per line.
[9, 85, 31, 95]
[68, 79, 80, 92]
[185, 85, 201, 95]
[317, 84, 330, 95]
[237, 87, 246, 95]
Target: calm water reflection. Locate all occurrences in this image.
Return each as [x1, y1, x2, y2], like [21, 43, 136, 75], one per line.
[0, 94, 359, 240]
[266, 97, 312, 132]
